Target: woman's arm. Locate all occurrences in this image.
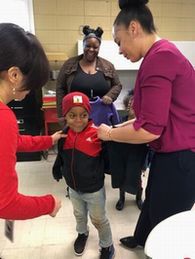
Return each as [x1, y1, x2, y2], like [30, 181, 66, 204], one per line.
[102, 62, 122, 102]
[114, 118, 135, 128]
[0, 113, 62, 220]
[17, 131, 66, 152]
[97, 123, 159, 144]
[56, 62, 69, 118]
[107, 71, 122, 101]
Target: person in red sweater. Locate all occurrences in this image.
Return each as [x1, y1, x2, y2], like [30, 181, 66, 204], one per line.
[0, 23, 65, 220]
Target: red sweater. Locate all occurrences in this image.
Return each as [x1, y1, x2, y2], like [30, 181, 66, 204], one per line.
[0, 102, 55, 220]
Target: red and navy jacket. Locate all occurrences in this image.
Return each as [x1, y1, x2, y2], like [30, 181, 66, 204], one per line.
[52, 120, 105, 193]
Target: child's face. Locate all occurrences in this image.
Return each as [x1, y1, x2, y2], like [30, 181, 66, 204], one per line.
[65, 106, 89, 133]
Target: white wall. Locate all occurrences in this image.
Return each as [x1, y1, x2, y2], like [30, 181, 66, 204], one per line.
[78, 40, 141, 70]
[78, 40, 195, 70]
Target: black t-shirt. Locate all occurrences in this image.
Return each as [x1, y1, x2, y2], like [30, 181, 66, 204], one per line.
[71, 65, 110, 98]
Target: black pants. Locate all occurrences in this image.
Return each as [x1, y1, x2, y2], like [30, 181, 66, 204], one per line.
[134, 150, 195, 246]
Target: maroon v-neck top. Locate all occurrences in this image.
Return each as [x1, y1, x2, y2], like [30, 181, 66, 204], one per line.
[133, 39, 195, 152]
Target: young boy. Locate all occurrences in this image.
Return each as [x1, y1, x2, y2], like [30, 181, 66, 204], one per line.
[53, 92, 115, 259]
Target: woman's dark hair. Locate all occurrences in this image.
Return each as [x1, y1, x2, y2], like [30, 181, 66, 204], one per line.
[114, 0, 156, 34]
[82, 25, 104, 43]
[0, 23, 49, 91]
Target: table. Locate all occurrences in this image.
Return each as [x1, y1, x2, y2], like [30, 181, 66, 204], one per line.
[144, 210, 195, 259]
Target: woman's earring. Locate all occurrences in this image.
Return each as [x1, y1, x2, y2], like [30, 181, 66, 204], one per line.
[12, 87, 16, 95]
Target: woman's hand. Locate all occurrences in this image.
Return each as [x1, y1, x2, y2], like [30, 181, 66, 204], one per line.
[50, 196, 62, 217]
[51, 130, 67, 145]
[102, 95, 113, 104]
[97, 123, 112, 141]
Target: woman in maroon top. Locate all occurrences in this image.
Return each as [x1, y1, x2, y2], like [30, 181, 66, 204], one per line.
[0, 23, 65, 220]
[98, 0, 195, 250]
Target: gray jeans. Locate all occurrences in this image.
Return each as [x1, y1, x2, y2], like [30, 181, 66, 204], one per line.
[69, 186, 113, 248]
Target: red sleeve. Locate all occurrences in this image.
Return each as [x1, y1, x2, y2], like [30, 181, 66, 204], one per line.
[0, 106, 55, 220]
[0, 193, 55, 220]
[17, 135, 52, 152]
[0, 194, 55, 220]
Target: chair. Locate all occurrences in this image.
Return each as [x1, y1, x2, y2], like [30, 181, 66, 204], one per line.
[144, 210, 195, 259]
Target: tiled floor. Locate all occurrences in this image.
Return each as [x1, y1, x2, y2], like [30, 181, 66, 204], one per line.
[0, 153, 147, 259]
